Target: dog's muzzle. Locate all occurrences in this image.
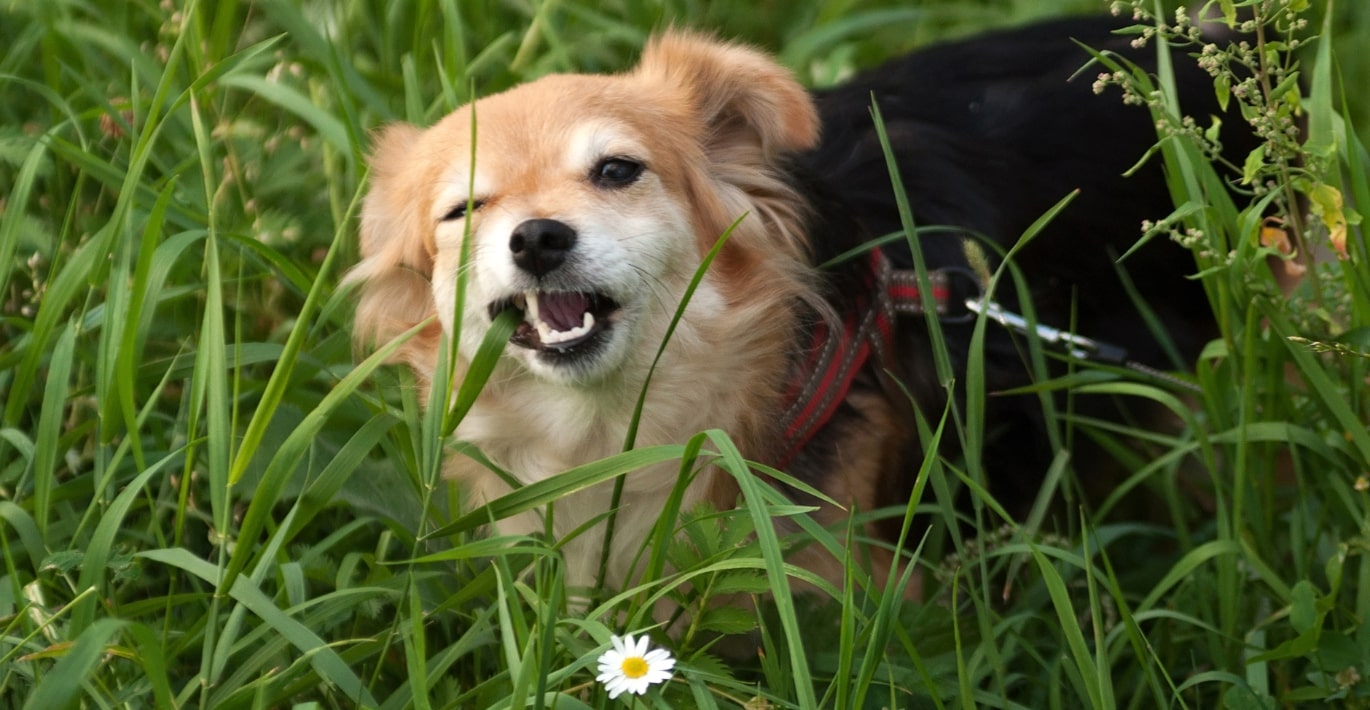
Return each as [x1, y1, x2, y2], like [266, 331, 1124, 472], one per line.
[489, 219, 622, 356]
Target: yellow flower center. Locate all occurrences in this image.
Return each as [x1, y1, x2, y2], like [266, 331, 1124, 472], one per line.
[620, 656, 649, 679]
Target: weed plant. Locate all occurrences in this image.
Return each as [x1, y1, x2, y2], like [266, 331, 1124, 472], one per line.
[0, 0, 1366, 707]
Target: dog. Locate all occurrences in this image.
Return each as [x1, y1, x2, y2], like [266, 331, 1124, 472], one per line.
[347, 16, 1253, 595]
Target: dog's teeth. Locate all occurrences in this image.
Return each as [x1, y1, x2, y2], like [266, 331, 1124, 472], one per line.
[522, 290, 539, 322]
[536, 311, 596, 346]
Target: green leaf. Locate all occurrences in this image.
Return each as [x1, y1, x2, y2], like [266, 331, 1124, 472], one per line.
[697, 605, 759, 635]
[1219, 0, 1238, 25]
[1317, 632, 1362, 671]
[708, 570, 774, 596]
[1289, 580, 1320, 634]
[1241, 144, 1266, 185]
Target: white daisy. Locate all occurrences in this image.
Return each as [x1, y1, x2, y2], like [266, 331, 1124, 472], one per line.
[595, 632, 675, 700]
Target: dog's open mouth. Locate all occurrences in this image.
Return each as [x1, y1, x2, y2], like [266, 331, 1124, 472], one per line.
[489, 290, 620, 353]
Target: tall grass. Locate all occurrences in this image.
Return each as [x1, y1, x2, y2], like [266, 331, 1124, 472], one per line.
[1, 0, 1366, 707]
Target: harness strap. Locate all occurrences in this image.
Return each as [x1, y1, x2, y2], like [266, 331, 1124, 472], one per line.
[776, 250, 951, 469]
[887, 268, 951, 316]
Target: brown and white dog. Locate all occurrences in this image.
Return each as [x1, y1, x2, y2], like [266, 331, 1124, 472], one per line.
[348, 17, 1252, 593]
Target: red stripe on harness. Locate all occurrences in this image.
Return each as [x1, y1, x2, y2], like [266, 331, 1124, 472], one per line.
[888, 282, 949, 304]
[775, 250, 952, 469]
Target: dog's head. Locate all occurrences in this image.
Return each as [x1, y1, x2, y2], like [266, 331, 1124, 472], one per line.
[348, 32, 820, 387]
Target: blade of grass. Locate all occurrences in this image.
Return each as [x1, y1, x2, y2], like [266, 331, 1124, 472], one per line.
[220, 314, 437, 590]
[21, 618, 127, 710]
[138, 547, 379, 706]
[225, 153, 360, 491]
[0, 133, 51, 315]
[429, 444, 690, 538]
[107, 179, 181, 471]
[600, 215, 743, 589]
[69, 448, 184, 634]
[30, 319, 75, 535]
[709, 428, 817, 709]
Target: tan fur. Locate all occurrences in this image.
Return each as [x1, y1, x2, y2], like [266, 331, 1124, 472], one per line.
[783, 383, 923, 599]
[347, 32, 877, 592]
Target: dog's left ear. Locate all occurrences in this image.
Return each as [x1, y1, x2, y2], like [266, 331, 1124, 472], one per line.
[635, 32, 819, 159]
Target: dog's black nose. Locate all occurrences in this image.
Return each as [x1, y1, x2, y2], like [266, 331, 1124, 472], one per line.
[510, 219, 577, 277]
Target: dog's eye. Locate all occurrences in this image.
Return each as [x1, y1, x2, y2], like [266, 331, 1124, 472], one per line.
[442, 199, 484, 222]
[591, 157, 644, 188]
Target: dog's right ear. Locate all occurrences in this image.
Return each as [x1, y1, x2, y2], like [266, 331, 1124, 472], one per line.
[344, 122, 442, 385]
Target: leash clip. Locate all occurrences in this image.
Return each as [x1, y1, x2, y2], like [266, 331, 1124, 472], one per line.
[965, 298, 1128, 364]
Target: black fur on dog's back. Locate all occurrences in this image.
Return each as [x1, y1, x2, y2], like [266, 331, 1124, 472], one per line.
[785, 16, 1256, 519]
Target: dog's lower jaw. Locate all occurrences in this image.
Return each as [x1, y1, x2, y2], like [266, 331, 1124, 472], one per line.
[515, 321, 633, 385]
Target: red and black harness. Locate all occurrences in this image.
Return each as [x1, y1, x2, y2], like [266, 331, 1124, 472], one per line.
[776, 249, 958, 469]
[775, 248, 1134, 469]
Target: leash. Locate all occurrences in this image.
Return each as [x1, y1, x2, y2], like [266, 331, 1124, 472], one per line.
[963, 298, 1203, 393]
[964, 299, 1127, 364]
[776, 249, 1201, 467]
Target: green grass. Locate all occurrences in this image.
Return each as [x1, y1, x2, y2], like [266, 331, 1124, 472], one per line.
[2, 0, 1368, 707]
